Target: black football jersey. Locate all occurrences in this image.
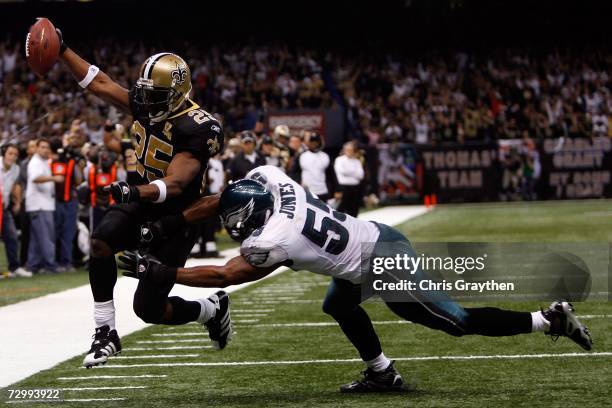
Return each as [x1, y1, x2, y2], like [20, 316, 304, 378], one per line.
[128, 97, 224, 214]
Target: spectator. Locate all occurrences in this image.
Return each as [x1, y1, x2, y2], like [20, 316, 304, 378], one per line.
[18, 139, 37, 266]
[227, 131, 266, 182]
[296, 133, 331, 201]
[25, 139, 62, 274]
[273, 125, 292, 171]
[0, 143, 30, 277]
[194, 154, 225, 258]
[334, 141, 365, 217]
[84, 146, 118, 233]
[50, 137, 82, 272]
[286, 134, 305, 178]
[259, 135, 282, 168]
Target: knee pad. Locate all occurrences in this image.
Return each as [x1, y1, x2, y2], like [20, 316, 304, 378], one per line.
[90, 238, 113, 258]
[321, 299, 335, 316]
[91, 209, 135, 254]
[133, 301, 166, 324]
[322, 297, 359, 319]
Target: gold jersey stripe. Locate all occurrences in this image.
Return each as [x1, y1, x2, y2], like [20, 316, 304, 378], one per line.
[168, 98, 201, 119]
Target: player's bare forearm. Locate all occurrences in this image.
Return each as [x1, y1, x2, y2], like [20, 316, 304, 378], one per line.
[182, 194, 221, 224]
[137, 152, 201, 202]
[176, 256, 276, 288]
[60, 49, 130, 111]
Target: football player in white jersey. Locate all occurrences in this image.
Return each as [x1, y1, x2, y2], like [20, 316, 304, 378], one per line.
[120, 165, 593, 393]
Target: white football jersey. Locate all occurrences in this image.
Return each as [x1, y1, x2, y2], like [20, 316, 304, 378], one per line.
[241, 165, 380, 283]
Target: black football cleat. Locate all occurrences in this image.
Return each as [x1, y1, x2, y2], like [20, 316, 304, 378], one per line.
[340, 361, 412, 393]
[204, 290, 232, 350]
[82, 325, 122, 368]
[542, 301, 593, 351]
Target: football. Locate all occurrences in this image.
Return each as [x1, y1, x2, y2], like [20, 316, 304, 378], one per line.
[25, 17, 60, 75]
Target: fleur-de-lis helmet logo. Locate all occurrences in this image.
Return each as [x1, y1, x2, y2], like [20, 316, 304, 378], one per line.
[171, 62, 188, 86]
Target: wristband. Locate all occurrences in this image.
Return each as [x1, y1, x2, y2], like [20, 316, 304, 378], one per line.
[104, 124, 115, 132]
[150, 179, 167, 203]
[78, 65, 100, 89]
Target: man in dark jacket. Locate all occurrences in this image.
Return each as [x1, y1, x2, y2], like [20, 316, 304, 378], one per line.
[227, 131, 266, 182]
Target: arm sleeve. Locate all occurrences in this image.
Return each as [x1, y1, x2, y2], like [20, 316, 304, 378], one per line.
[27, 161, 44, 182]
[334, 156, 349, 178]
[354, 159, 365, 181]
[245, 165, 284, 197]
[240, 241, 289, 268]
[323, 152, 330, 168]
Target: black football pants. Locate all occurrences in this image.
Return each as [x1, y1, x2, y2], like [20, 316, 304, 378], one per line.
[321, 223, 532, 362]
[90, 203, 200, 325]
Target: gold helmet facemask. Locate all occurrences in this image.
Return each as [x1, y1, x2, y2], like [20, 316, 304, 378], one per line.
[132, 53, 192, 124]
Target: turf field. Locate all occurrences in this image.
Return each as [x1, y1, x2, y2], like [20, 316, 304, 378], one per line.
[3, 200, 612, 407]
[0, 233, 237, 307]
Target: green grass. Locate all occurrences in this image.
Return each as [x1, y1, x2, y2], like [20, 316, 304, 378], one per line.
[0, 268, 90, 307]
[3, 200, 612, 407]
[399, 199, 612, 242]
[0, 231, 237, 307]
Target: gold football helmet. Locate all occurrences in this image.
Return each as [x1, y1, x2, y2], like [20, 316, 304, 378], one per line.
[132, 53, 192, 123]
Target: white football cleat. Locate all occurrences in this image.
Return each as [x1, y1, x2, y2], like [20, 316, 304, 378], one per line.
[543, 301, 593, 351]
[83, 325, 122, 368]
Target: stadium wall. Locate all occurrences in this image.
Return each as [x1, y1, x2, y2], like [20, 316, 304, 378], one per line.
[377, 136, 612, 204]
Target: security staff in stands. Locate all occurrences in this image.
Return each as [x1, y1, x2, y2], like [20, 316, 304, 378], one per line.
[50, 137, 83, 272]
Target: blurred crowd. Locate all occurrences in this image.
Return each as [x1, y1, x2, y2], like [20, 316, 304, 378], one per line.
[1, 40, 610, 145]
[0, 38, 610, 275]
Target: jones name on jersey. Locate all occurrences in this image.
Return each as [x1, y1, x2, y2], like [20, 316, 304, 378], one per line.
[128, 96, 224, 213]
[240, 166, 380, 283]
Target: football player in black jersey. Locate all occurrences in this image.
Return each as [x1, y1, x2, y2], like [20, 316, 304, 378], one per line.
[52, 27, 231, 367]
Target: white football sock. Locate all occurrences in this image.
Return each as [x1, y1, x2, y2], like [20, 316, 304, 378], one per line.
[205, 242, 217, 252]
[196, 298, 217, 324]
[531, 311, 550, 332]
[366, 352, 391, 372]
[94, 300, 116, 330]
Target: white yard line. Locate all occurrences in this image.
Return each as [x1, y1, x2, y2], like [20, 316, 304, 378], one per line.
[123, 346, 210, 351]
[237, 300, 320, 304]
[65, 398, 126, 402]
[6, 398, 127, 404]
[57, 375, 167, 380]
[151, 332, 206, 337]
[113, 354, 198, 359]
[0, 205, 427, 387]
[231, 313, 269, 317]
[99, 352, 612, 369]
[136, 339, 208, 344]
[59, 386, 147, 391]
[236, 320, 411, 327]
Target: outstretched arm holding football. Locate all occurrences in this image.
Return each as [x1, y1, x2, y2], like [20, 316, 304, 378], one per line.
[57, 30, 130, 112]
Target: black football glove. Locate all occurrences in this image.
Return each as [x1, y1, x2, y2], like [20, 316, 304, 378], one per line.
[55, 28, 67, 55]
[104, 181, 140, 204]
[118, 250, 177, 285]
[139, 213, 187, 247]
